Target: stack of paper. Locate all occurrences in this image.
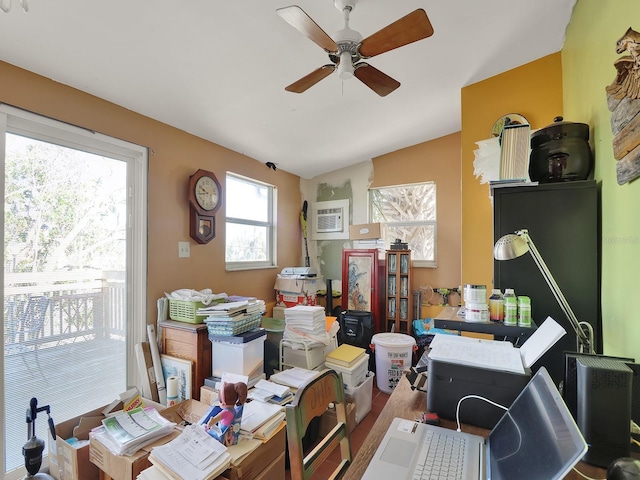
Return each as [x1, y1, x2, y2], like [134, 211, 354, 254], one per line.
[239, 400, 286, 441]
[248, 379, 294, 405]
[283, 305, 328, 346]
[91, 407, 176, 456]
[269, 367, 320, 390]
[148, 424, 231, 480]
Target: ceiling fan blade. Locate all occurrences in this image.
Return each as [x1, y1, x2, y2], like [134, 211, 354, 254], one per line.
[277, 6, 338, 53]
[354, 63, 400, 97]
[359, 9, 434, 58]
[285, 65, 336, 93]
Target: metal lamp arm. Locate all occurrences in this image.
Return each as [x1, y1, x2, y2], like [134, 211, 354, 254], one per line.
[519, 230, 592, 353]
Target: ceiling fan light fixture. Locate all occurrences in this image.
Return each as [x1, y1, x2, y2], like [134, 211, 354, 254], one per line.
[337, 51, 354, 79]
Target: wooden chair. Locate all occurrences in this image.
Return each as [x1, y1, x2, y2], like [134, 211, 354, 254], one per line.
[286, 369, 352, 480]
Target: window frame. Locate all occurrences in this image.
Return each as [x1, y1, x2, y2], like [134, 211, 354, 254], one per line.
[225, 172, 277, 271]
[0, 104, 148, 478]
[368, 182, 437, 268]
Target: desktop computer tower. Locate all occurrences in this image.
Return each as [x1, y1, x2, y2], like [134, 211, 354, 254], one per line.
[562, 352, 634, 420]
[576, 356, 632, 467]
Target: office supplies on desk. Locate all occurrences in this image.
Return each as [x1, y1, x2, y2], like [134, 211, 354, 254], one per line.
[362, 367, 587, 480]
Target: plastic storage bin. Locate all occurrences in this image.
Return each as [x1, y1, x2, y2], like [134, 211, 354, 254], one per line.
[211, 335, 266, 377]
[345, 372, 375, 425]
[371, 333, 416, 393]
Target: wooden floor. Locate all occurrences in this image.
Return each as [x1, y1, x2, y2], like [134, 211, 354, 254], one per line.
[4, 336, 125, 472]
[285, 381, 391, 480]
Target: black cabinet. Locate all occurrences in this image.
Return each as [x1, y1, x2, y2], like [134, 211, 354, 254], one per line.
[493, 180, 601, 384]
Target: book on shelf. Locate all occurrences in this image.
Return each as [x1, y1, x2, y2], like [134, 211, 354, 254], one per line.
[325, 344, 367, 368]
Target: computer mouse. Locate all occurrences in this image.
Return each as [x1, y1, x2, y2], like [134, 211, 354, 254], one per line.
[607, 457, 640, 480]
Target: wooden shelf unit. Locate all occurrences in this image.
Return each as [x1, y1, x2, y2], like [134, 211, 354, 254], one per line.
[384, 250, 412, 334]
[159, 319, 212, 401]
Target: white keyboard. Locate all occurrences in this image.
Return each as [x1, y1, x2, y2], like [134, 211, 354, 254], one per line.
[412, 430, 466, 480]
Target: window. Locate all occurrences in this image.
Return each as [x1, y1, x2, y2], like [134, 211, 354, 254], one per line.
[0, 105, 147, 478]
[225, 173, 277, 270]
[370, 182, 437, 267]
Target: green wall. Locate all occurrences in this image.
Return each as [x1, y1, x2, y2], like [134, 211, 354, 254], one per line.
[563, 0, 640, 357]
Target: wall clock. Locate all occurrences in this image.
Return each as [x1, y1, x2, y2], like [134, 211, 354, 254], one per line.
[188, 169, 222, 244]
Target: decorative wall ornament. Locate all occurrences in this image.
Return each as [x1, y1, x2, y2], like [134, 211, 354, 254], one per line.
[606, 27, 640, 185]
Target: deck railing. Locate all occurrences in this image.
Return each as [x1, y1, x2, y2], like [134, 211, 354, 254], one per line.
[4, 270, 126, 350]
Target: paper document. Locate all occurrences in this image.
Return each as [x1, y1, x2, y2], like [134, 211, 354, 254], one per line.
[427, 317, 567, 375]
[428, 336, 525, 374]
[519, 316, 566, 368]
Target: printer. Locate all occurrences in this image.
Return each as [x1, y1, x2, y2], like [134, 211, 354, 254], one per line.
[280, 267, 317, 277]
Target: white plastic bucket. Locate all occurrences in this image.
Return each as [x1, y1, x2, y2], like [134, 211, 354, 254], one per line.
[371, 333, 416, 393]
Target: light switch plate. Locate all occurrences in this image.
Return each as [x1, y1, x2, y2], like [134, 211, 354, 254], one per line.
[178, 241, 190, 258]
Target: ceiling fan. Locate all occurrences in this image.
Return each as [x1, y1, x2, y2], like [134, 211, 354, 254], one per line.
[276, 0, 434, 97]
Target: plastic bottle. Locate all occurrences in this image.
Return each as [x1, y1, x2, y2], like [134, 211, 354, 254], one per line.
[503, 288, 517, 326]
[488, 289, 504, 322]
[517, 296, 531, 327]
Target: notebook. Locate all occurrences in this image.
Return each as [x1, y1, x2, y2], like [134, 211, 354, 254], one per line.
[361, 367, 587, 480]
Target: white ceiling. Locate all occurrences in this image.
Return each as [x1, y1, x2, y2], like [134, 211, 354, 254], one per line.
[0, 0, 576, 178]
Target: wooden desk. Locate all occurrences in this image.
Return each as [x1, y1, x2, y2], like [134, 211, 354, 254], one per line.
[343, 374, 607, 480]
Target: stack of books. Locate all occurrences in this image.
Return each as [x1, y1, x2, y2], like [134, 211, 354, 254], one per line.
[325, 344, 367, 369]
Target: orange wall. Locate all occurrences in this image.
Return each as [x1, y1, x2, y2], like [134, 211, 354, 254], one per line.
[461, 53, 564, 291]
[0, 61, 302, 321]
[372, 132, 462, 304]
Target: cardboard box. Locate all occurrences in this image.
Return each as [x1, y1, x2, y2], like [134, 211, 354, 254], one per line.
[218, 426, 286, 480]
[318, 402, 356, 437]
[159, 398, 212, 426]
[89, 431, 179, 480]
[200, 385, 219, 406]
[349, 223, 382, 240]
[88, 397, 173, 480]
[274, 276, 320, 307]
[253, 451, 285, 480]
[49, 405, 108, 480]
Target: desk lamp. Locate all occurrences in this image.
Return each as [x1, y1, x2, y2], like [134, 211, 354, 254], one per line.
[493, 229, 594, 354]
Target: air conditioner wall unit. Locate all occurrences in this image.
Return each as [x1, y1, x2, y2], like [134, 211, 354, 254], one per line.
[310, 199, 349, 240]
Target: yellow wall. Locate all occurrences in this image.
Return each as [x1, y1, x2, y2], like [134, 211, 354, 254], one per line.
[563, 0, 640, 358]
[460, 54, 564, 291]
[0, 61, 303, 320]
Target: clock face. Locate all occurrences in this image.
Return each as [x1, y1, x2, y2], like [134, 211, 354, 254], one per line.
[194, 176, 219, 211]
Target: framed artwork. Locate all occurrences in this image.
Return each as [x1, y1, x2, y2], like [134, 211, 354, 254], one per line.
[341, 249, 381, 329]
[160, 354, 192, 403]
